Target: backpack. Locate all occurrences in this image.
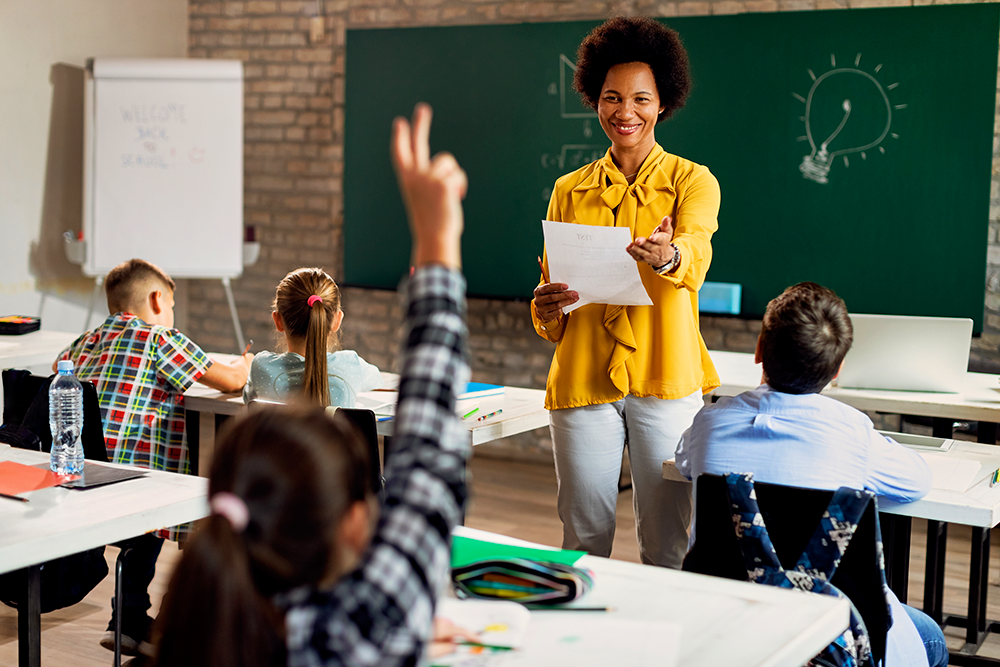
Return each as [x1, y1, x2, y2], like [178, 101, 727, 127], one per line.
[724, 472, 887, 667]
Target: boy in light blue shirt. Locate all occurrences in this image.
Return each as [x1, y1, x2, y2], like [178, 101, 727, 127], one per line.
[675, 281, 945, 667]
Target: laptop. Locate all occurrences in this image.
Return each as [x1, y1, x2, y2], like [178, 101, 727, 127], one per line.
[836, 314, 973, 393]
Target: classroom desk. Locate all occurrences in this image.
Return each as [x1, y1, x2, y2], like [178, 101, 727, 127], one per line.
[184, 381, 548, 475]
[454, 526, 849, 667]
[0, 446, 208, 667]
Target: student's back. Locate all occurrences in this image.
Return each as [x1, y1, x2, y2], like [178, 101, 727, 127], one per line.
[244, 267, 381, 407]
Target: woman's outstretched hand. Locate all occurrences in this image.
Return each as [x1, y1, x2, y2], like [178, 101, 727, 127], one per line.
[627, 215, 675, 269]
[391, 103, 467, 270]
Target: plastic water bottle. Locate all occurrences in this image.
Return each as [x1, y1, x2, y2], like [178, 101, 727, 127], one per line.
[49, 360, 84, 475]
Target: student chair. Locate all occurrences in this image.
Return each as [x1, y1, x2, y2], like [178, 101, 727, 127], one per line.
[683, 473, 890, 667]
[247, 399, 384, 499]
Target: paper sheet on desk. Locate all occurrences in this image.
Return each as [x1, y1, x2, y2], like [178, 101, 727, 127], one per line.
[505, 617, 680, 666]
[542, 220, 653, 315]
[919, 453, 981, 492]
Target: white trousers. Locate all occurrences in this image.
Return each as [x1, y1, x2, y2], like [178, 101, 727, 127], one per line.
[549, 391, 704, 568]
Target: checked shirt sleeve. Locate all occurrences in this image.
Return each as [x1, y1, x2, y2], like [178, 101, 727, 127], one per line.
[285, 264, 470, 667]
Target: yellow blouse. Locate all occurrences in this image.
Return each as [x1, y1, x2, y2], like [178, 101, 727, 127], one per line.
[532, 144, 721, 410]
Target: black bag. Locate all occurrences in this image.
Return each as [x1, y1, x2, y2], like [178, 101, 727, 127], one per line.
[0, 369, 110, 612]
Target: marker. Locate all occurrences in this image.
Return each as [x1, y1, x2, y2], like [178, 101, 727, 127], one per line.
[243, 339, 254, 355]
[991, 469, 1000, 487]
[462, 406, 480, 420]
[0, 492, 28, 503]
[477, 409, 503, 422]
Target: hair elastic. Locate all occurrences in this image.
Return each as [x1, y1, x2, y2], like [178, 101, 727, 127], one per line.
[307, 295, 323, 307]
[210, 492, 250, 532]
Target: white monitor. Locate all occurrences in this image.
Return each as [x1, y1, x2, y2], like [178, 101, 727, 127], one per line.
[837, 314, 973, 393]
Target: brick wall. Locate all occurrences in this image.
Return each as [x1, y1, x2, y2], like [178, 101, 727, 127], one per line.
[185, 0, 1000, 457]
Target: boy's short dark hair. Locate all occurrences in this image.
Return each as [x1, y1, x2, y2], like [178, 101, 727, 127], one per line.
[759, 282, 853, 394]
[105, 259, 175, 315]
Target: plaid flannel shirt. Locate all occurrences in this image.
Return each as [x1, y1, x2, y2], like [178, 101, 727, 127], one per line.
[283, 265, 470, 667]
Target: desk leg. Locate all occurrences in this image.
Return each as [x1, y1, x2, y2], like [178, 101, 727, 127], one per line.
[923, 520, 947, 623]
[881, 513, 911, 604]
[17, 564, 41, 667]
[967, 527, 991, 647]
[978, 421, 997, 445]
[198, 411, 215, 478]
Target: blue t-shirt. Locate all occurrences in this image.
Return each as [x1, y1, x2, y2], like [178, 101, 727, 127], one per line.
[243, 350, 382, 407]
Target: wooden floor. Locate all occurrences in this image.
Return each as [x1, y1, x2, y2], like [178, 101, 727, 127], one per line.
[3, 453, 1000, 665]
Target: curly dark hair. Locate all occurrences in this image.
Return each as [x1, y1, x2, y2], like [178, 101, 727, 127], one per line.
[573, 16, 691, 123]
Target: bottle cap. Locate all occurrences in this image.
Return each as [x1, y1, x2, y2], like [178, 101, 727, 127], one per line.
[57, 360, 73, 372]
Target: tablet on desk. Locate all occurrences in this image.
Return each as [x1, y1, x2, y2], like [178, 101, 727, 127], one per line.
[879, 430, 955, 452]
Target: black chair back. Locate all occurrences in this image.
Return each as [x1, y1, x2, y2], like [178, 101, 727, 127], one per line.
[0, 369, 108, 462]
[683, 474, 889, 666]
[335, 407, 383, 497]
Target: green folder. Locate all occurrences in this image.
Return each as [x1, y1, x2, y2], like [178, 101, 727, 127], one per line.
[451, 535, 586, 569]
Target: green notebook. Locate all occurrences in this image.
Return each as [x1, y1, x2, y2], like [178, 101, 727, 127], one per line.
[451, 535, 585, 569]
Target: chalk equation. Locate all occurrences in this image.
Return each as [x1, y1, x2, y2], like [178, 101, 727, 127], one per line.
[795, 53, 904, 184]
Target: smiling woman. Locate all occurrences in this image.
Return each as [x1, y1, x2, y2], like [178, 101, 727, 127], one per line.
[530, 16, 721, 569]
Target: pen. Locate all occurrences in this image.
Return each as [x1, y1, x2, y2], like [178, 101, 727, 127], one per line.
[526, 606, 615, 612]
[243, 339, 254, 355]
[537, 256, 550, 284]
[991, 469, 1000, 487]
[477, 409, 502, 422]
[462, 406, 480, 420]
[0, 492, 28, 503]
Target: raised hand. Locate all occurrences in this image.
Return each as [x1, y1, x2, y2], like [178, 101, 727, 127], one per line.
[390, 103, 467, 270]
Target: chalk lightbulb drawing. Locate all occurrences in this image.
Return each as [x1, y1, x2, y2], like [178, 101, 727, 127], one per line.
[796, 53, 905, 184]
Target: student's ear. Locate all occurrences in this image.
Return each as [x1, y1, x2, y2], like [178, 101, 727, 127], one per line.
[272, 311, 286, 333]
[833, 360, 844, 380]
[338, 499, 372, 557]
[754, 334, 763, 364]
[149, 290, 163, 315]
[331, 309, 344, 333]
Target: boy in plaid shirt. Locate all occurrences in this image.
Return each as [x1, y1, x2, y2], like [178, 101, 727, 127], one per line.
[56, 258, 251, 656]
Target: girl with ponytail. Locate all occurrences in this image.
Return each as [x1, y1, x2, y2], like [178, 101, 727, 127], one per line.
[244, 267, 382, 407]
[153, 103, 473, 667]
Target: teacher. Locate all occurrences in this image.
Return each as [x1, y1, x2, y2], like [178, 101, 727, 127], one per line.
[532, 16, 720, 568]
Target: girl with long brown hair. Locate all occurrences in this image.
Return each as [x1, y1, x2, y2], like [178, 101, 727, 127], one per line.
[153, 103, 472, 667]
[244, 267, 381, 407]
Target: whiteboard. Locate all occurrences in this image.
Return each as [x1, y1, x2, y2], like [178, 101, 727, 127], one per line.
[83, 58, 243, 278]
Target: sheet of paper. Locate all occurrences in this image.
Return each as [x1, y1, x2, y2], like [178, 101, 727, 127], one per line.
[0, 460, 75, 495]
[356, 391, 397, 415]
[507, 616, 680, 667]
[542, 220, 653, 314]
[436, 598, 532, 650]
[919, 453, 982, 492]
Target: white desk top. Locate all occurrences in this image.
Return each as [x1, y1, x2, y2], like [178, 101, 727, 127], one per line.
[0, 447, 208, 574]
[710, 349, 1000, 423]
[454, 526, 848, 667]
[184, 379, 548, 447]
[0, 330, 79, 371]
[878, 441, 1000, 527]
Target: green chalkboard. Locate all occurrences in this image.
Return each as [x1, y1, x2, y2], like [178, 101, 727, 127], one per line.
[344, 5, 999, 331]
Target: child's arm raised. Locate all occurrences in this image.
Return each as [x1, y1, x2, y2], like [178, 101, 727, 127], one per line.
[284, 103, 469, 666]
